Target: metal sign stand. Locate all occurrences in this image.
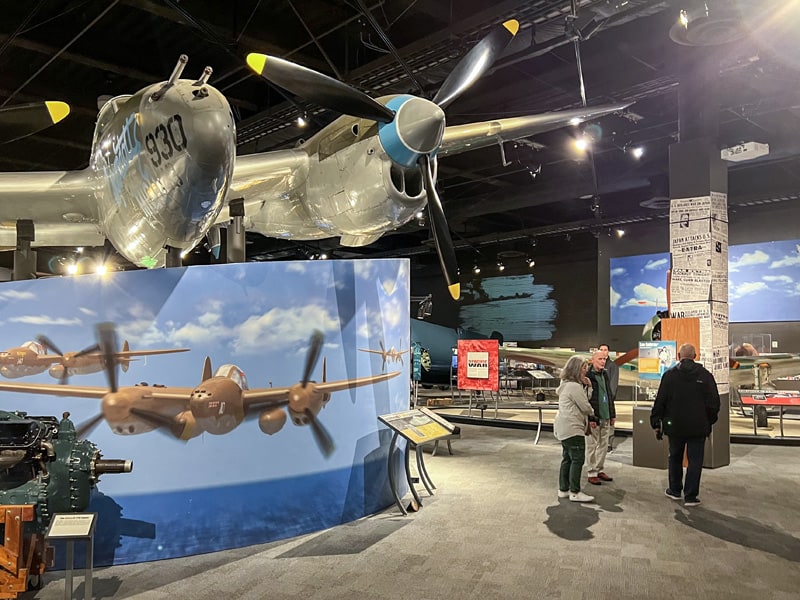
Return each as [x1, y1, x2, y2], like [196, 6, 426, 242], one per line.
[44, 513, 97, 600]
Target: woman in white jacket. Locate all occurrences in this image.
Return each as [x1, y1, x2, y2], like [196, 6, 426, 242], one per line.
[554, 355, 596, 502]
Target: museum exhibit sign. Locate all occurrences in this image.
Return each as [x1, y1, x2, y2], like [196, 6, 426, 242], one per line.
[0, 259, 410, 565]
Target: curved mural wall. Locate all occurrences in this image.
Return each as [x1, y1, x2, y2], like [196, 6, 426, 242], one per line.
[0, 259, 410, 565]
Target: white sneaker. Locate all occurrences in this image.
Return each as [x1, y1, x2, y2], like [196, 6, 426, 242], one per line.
[557, 490, 570, 498]
[569, 491, 595, 502]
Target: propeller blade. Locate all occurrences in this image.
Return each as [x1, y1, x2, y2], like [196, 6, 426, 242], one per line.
[129, 407, 186, 439]
[72, 343, 100, 358]
[433, 20, 519, 109]
[301, 330, 324, 387]
[35, 334, 63, 356]
[246, 53, 395, 123]
[76, 413, 104, 439]
[96, 322, 119, 393]
[304, 408, 335, 457]
[421, 154, 460, 300]
[0, 101, 70, 144]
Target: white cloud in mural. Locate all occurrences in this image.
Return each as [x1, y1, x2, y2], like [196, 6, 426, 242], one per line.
[762, 275, 792, 284]
[0, 290, 35, 300]
[729, 250, 769, 272]
[621, 283, 666, 308]
[729, 281, 767, 299]
[643, 258, 668, 271]
[610, 267, 626, 278]
[10, 315, 81, 326]
[770, 254, 800, 269]
[610, 286, 621, 308]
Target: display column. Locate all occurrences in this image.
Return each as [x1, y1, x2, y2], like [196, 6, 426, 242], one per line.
[668, 43, 729, 467]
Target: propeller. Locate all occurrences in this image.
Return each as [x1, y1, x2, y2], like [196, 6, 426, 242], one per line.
[96, 322, 120, 393]
[246, 19, 520, 301]
[76, 412, 105, 439]
[298, 330, 334, 457]
[35, 334, 99, 385]
[0, 101, 70, 144]
[129, 407, 187, 439]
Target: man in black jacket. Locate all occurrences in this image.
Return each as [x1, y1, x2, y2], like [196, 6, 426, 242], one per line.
[650, 343, 721, 507]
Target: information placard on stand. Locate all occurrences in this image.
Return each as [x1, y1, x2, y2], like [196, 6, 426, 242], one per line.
[45, 513, 97, 600]
[379, 408, 456, 515]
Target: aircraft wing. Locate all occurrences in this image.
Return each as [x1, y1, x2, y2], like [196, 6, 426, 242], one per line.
[113, 348, 191, 358]
[358, 349, 384, 355]
[497, 347, 578, 368]
[0, 169, 104, 248]
[241, 370, 401, 411]
[0, 381, 108, 399]
[222, 149, 309, 223]
[729, 354, 800, 389]
[439, 103, 630, 158]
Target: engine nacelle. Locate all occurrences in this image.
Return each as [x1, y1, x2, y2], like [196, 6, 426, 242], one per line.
[258, 408, 287, 435]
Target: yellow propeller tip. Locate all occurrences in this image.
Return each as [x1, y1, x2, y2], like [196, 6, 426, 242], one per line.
[246, 53, 268, 75]
[447, 283, 461, 300]
[503, 19, 520, 36]
[45, 101, 70, 124]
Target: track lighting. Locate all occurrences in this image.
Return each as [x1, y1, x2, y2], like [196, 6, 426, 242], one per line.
[526, 257, 535, 268]
[473, 263, 481, 274]
[497, 261, 505, 272]
[296, 112, 308, 127]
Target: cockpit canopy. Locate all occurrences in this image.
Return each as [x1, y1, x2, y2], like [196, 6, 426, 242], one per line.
[92, 94, 133, 150]
[215, 364, 248, 390]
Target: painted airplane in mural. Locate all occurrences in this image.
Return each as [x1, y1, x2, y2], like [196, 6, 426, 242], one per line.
[359, 341, 408, 372]
[0, 329, 399, 457]
[0, 20, 628, 297]
[0, 336, 188, 382]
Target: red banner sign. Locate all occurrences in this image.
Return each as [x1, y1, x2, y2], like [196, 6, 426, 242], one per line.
[457, 339, 499, 391]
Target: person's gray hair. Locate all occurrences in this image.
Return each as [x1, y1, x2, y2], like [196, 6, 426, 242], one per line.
[679, 343, 697, 359]
[561, 355, 587, 383]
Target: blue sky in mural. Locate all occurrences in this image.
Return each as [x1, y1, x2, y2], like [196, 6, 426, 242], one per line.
[459, 274, 557, 340]
[0, 260, 410, 495]
[610, 239, 800, 325]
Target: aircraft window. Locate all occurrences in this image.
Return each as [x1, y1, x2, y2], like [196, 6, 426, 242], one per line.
[216, 364, 249, 390]
[92, 94, 132, 150]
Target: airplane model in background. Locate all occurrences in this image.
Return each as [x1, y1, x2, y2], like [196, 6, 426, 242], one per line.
[0, 335, 189, 382]
[0, 20, 628, 296]
[359, 340, 408, 372]
[0, 327, 400, 457]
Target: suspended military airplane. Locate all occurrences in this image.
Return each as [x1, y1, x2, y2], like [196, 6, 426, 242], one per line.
[0, 336, 188, 382]
[0, 101, 70, 144]
[0, 21, 628, 295]
[0, 327, 399, 457]
[359, 340, 408, 371]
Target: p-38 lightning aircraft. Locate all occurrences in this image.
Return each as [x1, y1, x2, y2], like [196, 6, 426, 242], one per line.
[0, 328, 399, 457]
[0, 20, 627, 297]
[0, 335, 188, 383]
[359, 340, 408, 372]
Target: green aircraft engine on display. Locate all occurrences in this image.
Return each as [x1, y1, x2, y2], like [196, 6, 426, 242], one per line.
[0, 410, 132, 533]
[0, 21, 628, 295]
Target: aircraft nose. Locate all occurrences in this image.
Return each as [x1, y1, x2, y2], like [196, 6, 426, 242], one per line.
[395, 97, 445, 155]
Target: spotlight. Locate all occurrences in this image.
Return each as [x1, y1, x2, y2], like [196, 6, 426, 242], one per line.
[95, 263, 108, 276]
[630, 146, 644, 159]
[66, 263, 78, 275]
[575, 136, 589, 152]
[526, 257, 535, 268]
[415, 211, 424, 219]
[615, 229, 626, 238]
[473, 264, 481, 274]
[296, 112, 308, 127]
[569, 117, 582, 126]
[319, 253, 328, 260]
[416, 294, 433, 320]
[497, 261, 505, 272]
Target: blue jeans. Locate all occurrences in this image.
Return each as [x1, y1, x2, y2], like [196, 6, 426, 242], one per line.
[560, 435, 586, 493]
[668, 435, 705, 501]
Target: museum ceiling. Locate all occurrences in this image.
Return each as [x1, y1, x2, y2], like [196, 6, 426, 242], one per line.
[1, 0, 799, 278]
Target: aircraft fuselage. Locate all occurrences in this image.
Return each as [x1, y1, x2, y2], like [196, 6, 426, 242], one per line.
[90, 78, 235, 267]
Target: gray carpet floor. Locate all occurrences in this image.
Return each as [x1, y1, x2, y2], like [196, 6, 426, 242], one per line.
[22, 425, 800, 599]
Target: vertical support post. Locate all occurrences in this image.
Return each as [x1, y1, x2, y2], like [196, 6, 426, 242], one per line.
[12, 220, 36, 281]
[226, 198, 246, 263]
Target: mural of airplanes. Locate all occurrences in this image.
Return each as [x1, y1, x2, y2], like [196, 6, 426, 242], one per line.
[0, 328, 400, 457]
[0, 336, 188, 382]
[0, 20, 628, 296]
[359, 340, 408, 371]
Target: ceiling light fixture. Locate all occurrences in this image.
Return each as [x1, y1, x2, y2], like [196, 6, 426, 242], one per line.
[574, 136, 589, 151]
[473, 263, 481, 274]
[296, 112, 308, 127]
[630, 146, 644, 159]
[526, 257, 535, 268]
[497, 261, 505, 272]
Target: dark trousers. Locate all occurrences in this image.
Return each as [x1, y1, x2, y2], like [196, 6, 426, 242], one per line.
[667, 435, 706, 500]
[560, 435, 586, 493]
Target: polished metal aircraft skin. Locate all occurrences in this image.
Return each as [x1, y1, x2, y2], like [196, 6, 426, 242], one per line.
[0, 32, 624, 277]
[0, 56, 235, 268]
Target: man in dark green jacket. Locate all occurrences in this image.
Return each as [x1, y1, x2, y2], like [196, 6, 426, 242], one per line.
[650, 343, 720, 507]
[586, 350, 616, 485]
